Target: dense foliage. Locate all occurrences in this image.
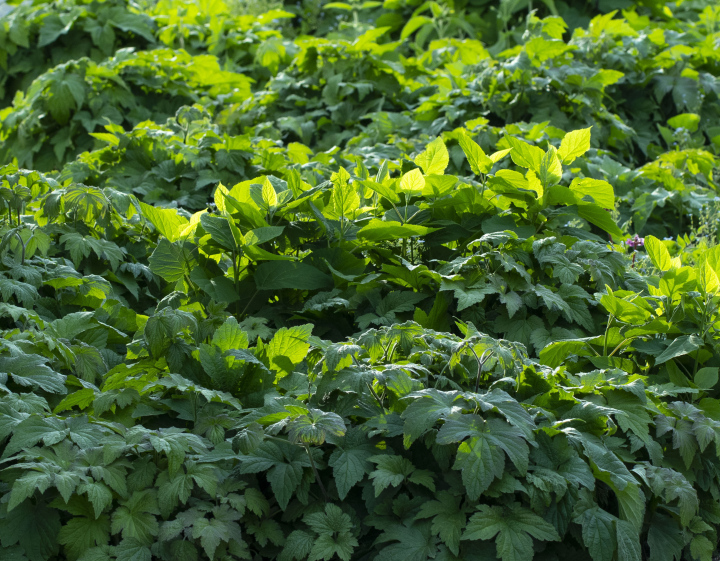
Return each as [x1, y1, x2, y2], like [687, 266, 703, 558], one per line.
[1, 0, 720, 560]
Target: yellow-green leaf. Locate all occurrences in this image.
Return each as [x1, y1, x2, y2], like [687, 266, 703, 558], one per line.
[645, 236, 678, 272]
[505, 136, 544, 173]
[459, 133, 493, 175]
[400, 169, 425, 194]
[569, 178, 614, 209]
[415, 138, 449, 176]
[139, 202, 189, 243]
[538, 146, 563, 187]
[558, 127, 592, 164]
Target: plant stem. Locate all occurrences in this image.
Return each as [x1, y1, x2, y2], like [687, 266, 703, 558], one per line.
[304, 444, 329, 503]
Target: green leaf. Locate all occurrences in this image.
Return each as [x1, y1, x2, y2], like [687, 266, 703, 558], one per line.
[78, 482, 114, 518]
[200, 214, 241, 250]
[280, 530, 315, 561]
[328, 428, 374, 500]
[115, 538, 151, 561]
[357, 219, 438, 242]
[689, 535, 714, 561]
[148, 239, 197, 283]
[0, 354, 66, 394]
[415, 491, 466, 555]
[287, 409, 346, 445]
[308, 532, 358, 561]
[305, 504, 357, 561]
[558, 127, 592, 164]
[399, 169, 425, 194]
[615, 520, 641, 561]
[462, 503, 560, 561]
[110, 490, 159, 544]
[577, 204, 623, 237]
[600, 294, 651, 324]
[0, 279, 39, 307]
[667, 113, 700, 132]
[245, 226, 285, 246]
[0, 499, 61, 561]
[645, 236, 676, 272]
[401, 16, 432, 39]
[359, 180, 401, 204]
[655, 335, 702, 364]
[373, 523, 438, 561]
[255, 261, 332, 291]
[569, 178, 614, 209]
[212, 317, 249, 352]
[368, 454, 434, 496]
[331, 168, 360, 217]
[266, 324, 313, 375]
[573, 504, 616, 561]
[437, 415, 529, 499]
[505, 137, 544, 173]
[239, 441, 308, 509]
[459, 133, 493, 175]
[58, 514, 111, 559]
[48, 71, 86, 124]
[139, 202, 189, 243]
[414, 138, 449, 175]
[191, 518, 228, 559]
[8, 471, 52, 512]
[538, 146, 563, 187]
[695, 367, 718, 389]
[401, 389, 468, 446]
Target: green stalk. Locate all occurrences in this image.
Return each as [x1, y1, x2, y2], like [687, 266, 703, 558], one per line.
[304, 444, 329, 503]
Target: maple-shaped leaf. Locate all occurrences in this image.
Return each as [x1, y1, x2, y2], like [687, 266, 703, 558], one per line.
[414, 491, 467, 555]
[0, 498, 61, 561]
[437, 414, 530, 500]
[246, 518, 284, 548]
[368, 454, 435, 496]
[462, 503, 560, 561]
[655, 414, 698, 469]
[110, 490, 160, 544]
[646, 513, 685, 561]
[77, 481, 113, 518]
[279, 530, 315, 561]
[551, 256, 584, 284]
[287, 409, 346, 445]
[211, 316, 249, 352]
[115, 538, 151, 561]
[238, 440, 309, 509]
[374, 522, 439, 561]
[0, 353, 66, 395]
[58, 513, 111, 560]
[533, 285, 570, 315]
[191, 518, 229, 560]
[328, 427, 375, 500]
[304, 504, 358, 561]
[401, 389, 469, 446]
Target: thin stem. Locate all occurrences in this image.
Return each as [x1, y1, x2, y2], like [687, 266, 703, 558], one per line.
[469, 348, 492, 393]
[15, 231, 25, 265]
[608, 338, 633, 358]
[239, 289, 259, 319]
[603, 315, 614, 356]
[233, 249, 241, 315]
[304, 444, 329, 503]
[367, 382, 386, 412]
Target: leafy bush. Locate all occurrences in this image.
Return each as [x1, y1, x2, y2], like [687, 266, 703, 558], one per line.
[0, 0, 156, 107]
[2, 0, 720, 560]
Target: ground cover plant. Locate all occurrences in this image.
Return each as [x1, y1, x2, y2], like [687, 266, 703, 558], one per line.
[1, 0, 720, 560]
